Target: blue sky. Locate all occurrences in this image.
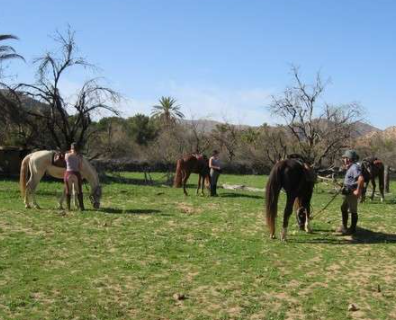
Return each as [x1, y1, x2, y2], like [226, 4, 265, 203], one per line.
[1, 0, 395, 128]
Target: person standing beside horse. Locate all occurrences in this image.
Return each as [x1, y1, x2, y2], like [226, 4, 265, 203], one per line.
[338, 150, 365, 235]
[209, 150, 222, 197]
[64, 143, 84, 211]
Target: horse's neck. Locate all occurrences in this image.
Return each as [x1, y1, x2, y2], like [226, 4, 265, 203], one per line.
[83, 160, 99, 190]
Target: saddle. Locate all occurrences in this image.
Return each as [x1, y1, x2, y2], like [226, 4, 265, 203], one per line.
[52, 151, 66, 168]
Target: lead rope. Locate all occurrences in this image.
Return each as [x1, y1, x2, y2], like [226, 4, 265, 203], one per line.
[310, 186, 343, 220]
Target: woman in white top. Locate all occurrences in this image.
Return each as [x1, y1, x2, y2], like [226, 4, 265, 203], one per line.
[64, 142, 84, 210]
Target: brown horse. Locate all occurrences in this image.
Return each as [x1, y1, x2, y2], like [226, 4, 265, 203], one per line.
[360, 157, 385, 202]
[174, 154, 210, 196]
[265, 158, 316, 240]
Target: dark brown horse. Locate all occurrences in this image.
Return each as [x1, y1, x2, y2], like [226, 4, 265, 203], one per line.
[174, 154, 210, 196]
[360, 157, 385, 202]
[265, 158, 316, 240]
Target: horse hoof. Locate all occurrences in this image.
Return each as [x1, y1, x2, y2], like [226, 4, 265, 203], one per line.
[33, 205, 41, 209]
[270, 234, 276, 239]
[25, 204, 31, 209]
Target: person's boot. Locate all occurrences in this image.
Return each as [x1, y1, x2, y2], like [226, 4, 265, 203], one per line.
[336, 211, 349, 234]
[348, 213, 358, 234]
[213, 185, 218, 197]
[77, 193, 85, 211]
[66, 194, 71, 211]
[210, 183, 215, 196]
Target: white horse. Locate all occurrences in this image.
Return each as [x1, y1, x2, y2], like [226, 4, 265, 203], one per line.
[20, 150, 102, 209]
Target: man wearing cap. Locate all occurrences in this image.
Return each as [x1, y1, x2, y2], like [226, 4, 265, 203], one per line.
[338, 149, 365, 235]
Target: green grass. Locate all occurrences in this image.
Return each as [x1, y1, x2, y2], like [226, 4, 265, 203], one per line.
[1, 172, 396, 320]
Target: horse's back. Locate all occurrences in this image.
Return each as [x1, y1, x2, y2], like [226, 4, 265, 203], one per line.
[272, 159, 313, 190]
[27, 150, 53, 171]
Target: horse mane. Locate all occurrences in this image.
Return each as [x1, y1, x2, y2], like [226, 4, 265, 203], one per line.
[82, 157, 100, 189]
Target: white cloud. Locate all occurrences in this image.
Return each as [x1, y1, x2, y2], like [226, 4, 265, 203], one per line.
[59, 78, 275, 126]
[124, 81, 274, 126]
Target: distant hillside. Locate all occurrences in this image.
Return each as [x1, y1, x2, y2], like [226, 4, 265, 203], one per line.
[181, 119, 252, 133]
[382, 126, 396, 139]
[351, 121, 381, 138]
[0, 89, 48, 114]
[181, 118, 383, 137]
[359, 125, 396, 141]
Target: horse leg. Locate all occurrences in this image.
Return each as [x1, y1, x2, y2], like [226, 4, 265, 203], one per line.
[360, 182, 368, 203]
[201, 175, 206, 195]
[27, 171, 44, 209]
[370, 179, 376, 201]
[183, 171, 191, 196]
[198, 174, 204, 196]
[305, 208, 312, 233]
[200, 174, 207, 196]
[24, 182, 32, 209]
[24, 188, 31, 209]
[281, 195, 296, 241]
[378, 176, 385, 202]
[196, 175, 201, 195]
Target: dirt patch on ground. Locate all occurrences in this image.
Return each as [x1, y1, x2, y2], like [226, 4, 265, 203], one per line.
[177, 203, 202, 215]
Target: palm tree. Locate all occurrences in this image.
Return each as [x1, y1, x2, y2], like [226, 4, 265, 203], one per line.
[151, 96, 184, 126]
[0, 34, 24, 63]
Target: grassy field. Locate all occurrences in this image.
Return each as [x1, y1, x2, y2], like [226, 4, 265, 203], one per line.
[1, 172, 396, 320]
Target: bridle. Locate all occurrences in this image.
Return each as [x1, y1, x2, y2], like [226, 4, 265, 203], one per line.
[89, 185, 102, 208]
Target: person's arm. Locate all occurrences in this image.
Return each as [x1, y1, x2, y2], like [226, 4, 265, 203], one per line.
[353, 175, 365, 198]
[209, 157, 220, 170]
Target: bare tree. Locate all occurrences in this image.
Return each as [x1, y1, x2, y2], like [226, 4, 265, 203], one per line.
[260, 125, 290, 164]
[269, 66, 362, 166]
[16, 28, 120, 150]
[211, 122, 239, 162]
[183, 117, 211, 154]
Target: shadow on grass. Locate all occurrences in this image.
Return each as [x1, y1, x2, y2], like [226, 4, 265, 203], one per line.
[100, 174, 160, 186]
[100, 207, 163, 215]
[219, 192, 262, 199]
[361, 200, 388, 205]
[290, 227, 396, 245]
[100, 173, 179, 188]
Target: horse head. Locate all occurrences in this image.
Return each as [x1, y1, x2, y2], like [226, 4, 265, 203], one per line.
[89, 185, 102, 209]
[296, 206, 309, 230]
[360, 159, 373, 182]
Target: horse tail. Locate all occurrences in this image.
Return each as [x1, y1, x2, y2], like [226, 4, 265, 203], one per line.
[174, 159, 183, 188]
[20, 154, 31, 198]
[265, 162, 283, 236]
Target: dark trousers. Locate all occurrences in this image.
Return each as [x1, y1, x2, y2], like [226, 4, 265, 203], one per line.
[210, 169, 220, 196]
[340, 194, 358, 232]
